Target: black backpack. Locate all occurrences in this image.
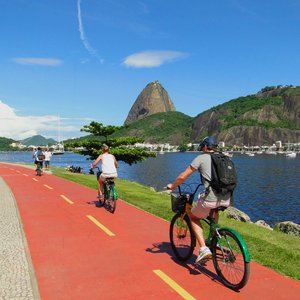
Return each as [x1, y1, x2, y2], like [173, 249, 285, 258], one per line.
[205, 152, 237, 195]
[37, 150, 45, 161]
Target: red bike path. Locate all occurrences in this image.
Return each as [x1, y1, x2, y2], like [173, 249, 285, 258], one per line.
[1, 163, 299, 300]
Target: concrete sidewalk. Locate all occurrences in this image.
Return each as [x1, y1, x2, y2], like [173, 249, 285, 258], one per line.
[0, 177, 40, 300]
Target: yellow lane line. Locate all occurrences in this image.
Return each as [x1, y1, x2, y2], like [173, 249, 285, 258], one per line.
[86, 215, 115, 237]
[60, 194, 74, 205]
[44, 184, 53, 190]
[32, 178, 38, 182]
[153, 270, 196, 300]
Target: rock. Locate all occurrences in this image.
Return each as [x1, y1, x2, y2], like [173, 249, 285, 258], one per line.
[224, 206, 251, 222]
[255, 220, 273, 230]
[273, 221, 300, 237]
[124, 81, 176, 125]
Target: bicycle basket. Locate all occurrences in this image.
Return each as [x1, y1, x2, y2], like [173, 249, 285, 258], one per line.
[171, 193, 188, 213]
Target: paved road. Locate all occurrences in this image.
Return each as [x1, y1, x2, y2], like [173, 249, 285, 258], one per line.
[0, 163, 299, 300]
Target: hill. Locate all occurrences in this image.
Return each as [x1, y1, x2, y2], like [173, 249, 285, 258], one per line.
[20, 135, 57, 146]
[0, 137, 17, 151]
[68, 85, 300, 147]
[114, 111, 193, 145]
[124, 81, 176, 125]
[191, 85, 300, 145]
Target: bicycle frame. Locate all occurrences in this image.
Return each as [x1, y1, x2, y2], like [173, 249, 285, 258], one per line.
[104, 179, 117, 200]
[217, 227, 250, 262]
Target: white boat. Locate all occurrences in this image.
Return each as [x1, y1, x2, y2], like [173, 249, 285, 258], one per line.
[285, 142, 296, 158]
[51, 142, 64, 155]
[265, 150, 277, 155]
[246, 152, 255, 157]
[285, 151, 296, 158]
[223, 152, 233, 157]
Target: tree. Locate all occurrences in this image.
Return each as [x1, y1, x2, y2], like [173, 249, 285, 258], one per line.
[67, 121, 156, 165]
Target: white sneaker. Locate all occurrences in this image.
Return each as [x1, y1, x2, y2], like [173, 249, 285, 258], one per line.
[195, 246, 212, 264]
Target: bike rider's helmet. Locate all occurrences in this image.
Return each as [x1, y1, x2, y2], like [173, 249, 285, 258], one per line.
[199, 136, 218, 150]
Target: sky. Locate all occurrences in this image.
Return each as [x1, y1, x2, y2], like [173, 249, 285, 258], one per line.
[0, 0, 299, 141]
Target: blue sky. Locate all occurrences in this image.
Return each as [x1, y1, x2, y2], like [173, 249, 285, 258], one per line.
[0, 0, 299, 141]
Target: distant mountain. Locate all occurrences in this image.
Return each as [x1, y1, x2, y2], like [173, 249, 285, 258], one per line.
[124, 81, 176, 125]
[115, 111, 192, 144]
[20, 135, 57, 146]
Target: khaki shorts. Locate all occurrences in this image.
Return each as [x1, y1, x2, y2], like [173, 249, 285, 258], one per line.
[191, 197, 230, 219]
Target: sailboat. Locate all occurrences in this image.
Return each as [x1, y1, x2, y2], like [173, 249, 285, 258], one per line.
[52, 116, 64, 155]
[52, 142, 64, 155]
[158, 145, 164, 154]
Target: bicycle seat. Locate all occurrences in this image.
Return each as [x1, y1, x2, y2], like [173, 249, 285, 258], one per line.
[105, 178, 115, 183]
[211, 206, 228, 212]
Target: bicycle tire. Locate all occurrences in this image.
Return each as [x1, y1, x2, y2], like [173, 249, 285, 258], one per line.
[211, 228, 250, 290]
[169, 213, 196, 261]
[36, 166, 42, 176]
[106, 184, 117, 213]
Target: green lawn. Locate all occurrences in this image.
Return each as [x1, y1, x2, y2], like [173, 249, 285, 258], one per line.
[52, 168, 300, 280]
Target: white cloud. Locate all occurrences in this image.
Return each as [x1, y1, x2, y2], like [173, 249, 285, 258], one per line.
[123, 50, 188, 68]
[0, 101, 90, 140]
[13, 57, 63, 66]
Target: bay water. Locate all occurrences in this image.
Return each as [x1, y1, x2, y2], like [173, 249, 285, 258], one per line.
[1, 151, 299, 226]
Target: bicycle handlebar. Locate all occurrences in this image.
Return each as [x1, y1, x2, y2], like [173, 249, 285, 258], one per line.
[167, 183, 204, 202]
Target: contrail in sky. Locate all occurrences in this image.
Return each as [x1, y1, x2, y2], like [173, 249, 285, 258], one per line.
[77, 0, 103, 63]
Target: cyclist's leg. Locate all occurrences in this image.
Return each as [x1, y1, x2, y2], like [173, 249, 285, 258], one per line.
[190, 213, 206, 247]
[190, 198, 213, 263]
[190, 198, 212, 247]
[98, 174, 105, 197]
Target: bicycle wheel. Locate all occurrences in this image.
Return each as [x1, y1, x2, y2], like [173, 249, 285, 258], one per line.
[169, 213, 195, 261]
[105, 184, 117, 213]
[211, 229, 250, 290]
[36, 165, 42, 176]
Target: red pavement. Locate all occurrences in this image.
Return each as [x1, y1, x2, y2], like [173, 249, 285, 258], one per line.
[1, 163, 299, 300]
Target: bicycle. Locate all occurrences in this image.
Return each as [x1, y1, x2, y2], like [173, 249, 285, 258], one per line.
[91, 166, 117, 213]
[169, 184, 250, 291]
[36, 162, 43, 176]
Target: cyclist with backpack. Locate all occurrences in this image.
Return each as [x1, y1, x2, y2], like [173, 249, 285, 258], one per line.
[33, 147, 45, 174]
[167, 136, 236, 264]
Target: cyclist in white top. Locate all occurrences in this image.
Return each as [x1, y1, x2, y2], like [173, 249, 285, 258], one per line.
[92, 144, 118, 198]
